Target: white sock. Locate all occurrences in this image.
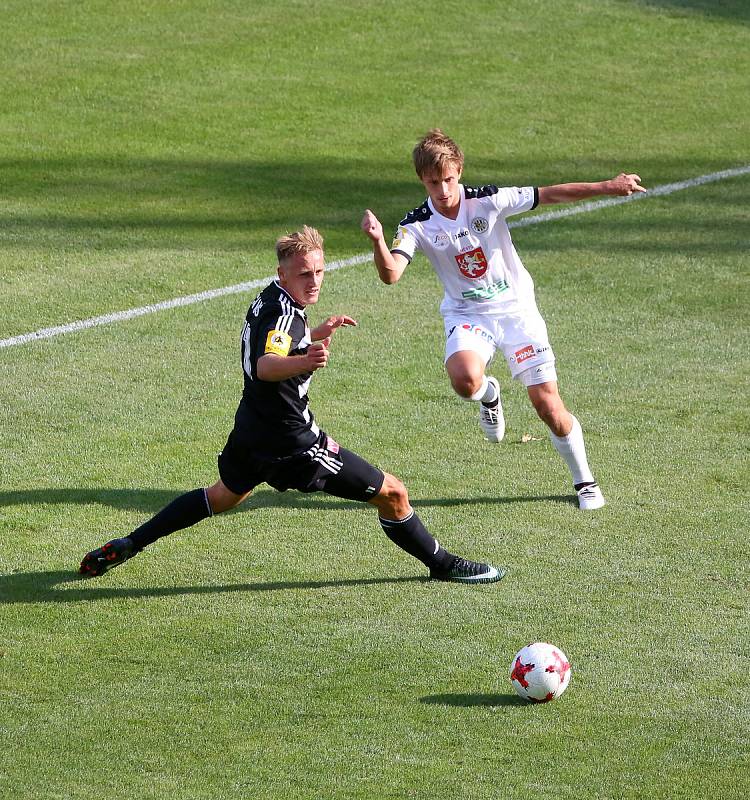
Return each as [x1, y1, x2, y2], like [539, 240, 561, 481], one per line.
[549, 415, 594, 485]
[468, 376, 498, 404]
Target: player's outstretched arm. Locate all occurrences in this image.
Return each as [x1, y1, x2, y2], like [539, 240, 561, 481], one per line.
[310, 315, 357, 342]
[538, 173, 646, 205]
[361, 209, 409, 285]
[256, 338, 331, 381]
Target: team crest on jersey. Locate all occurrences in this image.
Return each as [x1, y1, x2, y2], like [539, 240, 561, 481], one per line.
[455, 247, 488, 279]
[265, 329, 292, 356]
[470, 216, 489, 234]
[391, 226, 408, 250]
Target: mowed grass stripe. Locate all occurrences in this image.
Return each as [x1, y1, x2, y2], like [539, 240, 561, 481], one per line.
[2, 165, 747, 350]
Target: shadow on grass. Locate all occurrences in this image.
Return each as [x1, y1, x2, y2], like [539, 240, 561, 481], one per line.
[0, 155, 747, 257]
[421, 693, 526, 708]
[628, 0, 750, 22]
[0, 569, 427, 605]
[0, 487, 576, 514]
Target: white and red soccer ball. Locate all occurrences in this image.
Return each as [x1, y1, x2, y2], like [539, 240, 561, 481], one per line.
[510, 642, 571, 702]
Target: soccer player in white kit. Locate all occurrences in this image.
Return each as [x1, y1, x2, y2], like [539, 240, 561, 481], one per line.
[361, 129, 645, 510]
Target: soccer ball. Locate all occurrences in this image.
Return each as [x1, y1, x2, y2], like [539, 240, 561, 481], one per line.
[509, 642, 571, 702]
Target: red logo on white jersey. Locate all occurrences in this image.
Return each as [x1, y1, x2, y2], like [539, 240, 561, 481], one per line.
[514, 345, 535, 364]
[455, 247, 488, 279]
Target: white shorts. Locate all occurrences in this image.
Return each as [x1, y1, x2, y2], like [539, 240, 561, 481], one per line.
[443, 308, 557, 387]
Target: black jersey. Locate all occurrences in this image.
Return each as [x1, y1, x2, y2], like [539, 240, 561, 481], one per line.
[232, 280, 318, 457]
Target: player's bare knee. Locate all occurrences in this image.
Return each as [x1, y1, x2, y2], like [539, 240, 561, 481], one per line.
[372, 473, 411, 518]
[449, 371, 481, 399]
[206, 480, 249, 514]
[380, 473, 409, 504]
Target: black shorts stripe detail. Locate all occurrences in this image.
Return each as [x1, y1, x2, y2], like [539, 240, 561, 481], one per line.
[306, 442, 343, 475]
[218, 429, 383, 503]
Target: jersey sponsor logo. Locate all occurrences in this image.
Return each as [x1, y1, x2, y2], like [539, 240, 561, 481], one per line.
[470, 216, 489, 234]
[455, 247, 488, 279]
[461, 280, 509, 301]
[452, 229, 470, 241]
[265, 329, 292, 356]
[453, 323, 493, 343]
[432, 232, 450, 249]
[391, 225, 408, 250]
[514, 344, 535, 364]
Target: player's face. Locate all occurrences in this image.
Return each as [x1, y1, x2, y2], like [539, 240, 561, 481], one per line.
[277, 249, 325, 306]
[419, 163, 462, 216]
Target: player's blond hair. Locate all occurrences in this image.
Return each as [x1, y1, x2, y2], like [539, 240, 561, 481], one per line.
[412, 129, 464, 178]
[275, 225, 324, 264]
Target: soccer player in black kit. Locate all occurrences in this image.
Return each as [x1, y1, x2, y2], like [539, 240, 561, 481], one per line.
[79, 226, 503, 584]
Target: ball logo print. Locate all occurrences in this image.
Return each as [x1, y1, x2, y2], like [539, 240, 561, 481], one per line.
[509, 642, 571, 702]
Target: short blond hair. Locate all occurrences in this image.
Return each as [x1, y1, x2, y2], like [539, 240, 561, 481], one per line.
[413, 129, 464, 177]
[275, 225, 324, 264]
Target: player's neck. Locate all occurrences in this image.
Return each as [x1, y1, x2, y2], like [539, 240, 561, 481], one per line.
[432, 196, 461, 220]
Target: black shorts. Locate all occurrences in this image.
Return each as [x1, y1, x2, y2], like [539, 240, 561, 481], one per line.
[218, 428, 385, 503]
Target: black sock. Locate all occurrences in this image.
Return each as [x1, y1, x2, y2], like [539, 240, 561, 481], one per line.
[379, 511, 454, 570]
[128, 488, 213, 550]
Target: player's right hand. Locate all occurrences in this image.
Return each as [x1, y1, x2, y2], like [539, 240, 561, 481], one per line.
[306, 337, 331, 370]
[361, 209, 383, 242]
[608, 173, 646, 196]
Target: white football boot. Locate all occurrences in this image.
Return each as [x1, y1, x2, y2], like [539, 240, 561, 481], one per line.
[478, 376, 505, 442]
[577, 483, 606, 510]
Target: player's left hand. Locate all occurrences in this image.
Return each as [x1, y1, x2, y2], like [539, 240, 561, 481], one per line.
[608, 173, 647, 196]
[313, 315, 357, 340]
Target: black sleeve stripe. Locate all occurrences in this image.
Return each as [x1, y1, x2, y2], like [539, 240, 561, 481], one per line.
[399, 200, 432, 226]
[532, 187, 539, 209]
[466, 184, 500, 199]
[391, 249, 413, 263]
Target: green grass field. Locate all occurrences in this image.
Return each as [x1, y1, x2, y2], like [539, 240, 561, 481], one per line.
[1, 1, 748, 798]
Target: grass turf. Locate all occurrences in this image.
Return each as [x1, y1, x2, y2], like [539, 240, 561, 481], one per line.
[1, 1, 748, 798]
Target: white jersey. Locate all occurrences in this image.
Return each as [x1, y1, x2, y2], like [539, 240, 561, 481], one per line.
[391, 184, 539, 316]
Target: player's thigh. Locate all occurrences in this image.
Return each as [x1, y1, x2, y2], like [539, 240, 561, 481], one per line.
[519, 362, 558, 388]
[497, 310, 556, 380]
[321, 447, 385, 503]
[443, 313, 496, 365]
[217, 430, 263, 496]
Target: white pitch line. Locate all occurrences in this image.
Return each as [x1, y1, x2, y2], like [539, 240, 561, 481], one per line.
[510, 164, 750, 228]
[2, 164, 749, 349]
[0, 254, 372, 349]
